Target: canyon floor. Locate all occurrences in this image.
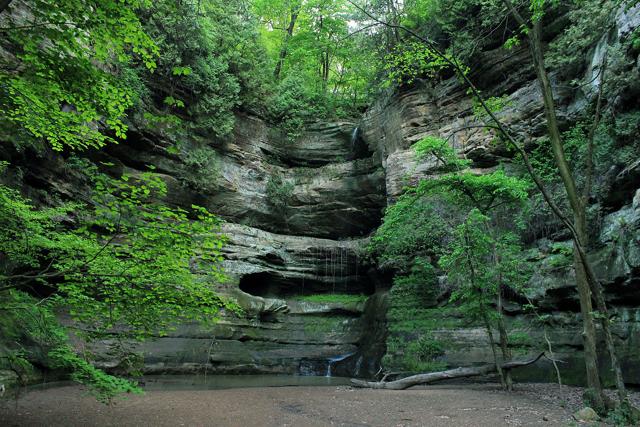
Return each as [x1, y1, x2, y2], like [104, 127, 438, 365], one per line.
[4, 382, 638, 426]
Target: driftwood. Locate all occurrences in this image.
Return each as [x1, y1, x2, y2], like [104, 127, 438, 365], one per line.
[351, 352, 547, 390]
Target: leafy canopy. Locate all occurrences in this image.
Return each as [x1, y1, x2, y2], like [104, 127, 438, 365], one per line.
[0, 0, 158, 151]
[1, 160, 230, 339]
[0, 160, 232, 399]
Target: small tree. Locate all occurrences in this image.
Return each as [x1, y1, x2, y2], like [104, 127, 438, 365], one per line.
[414, 136, 530, 390]
[440, 209, 530, 390]
[0, 160, 232, 401]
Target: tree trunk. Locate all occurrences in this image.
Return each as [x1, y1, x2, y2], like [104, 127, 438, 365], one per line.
[497, 290, 513, 391]
[351, 353, 546, 390]
[274, 5, 300, 79]
[527, 18, 627, 407]
[493, 240, 513, 391]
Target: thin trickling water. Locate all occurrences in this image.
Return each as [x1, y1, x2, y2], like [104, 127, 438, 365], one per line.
[325, 352, 355, 377]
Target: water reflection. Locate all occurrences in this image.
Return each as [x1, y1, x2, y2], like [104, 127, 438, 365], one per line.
[141, 375, 351, 391]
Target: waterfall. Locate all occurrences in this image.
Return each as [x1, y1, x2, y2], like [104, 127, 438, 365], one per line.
[332, 247, 336, 293]
[350, 127, 359, 153]
[354, 250, 358, 284]
[339, 246, 343, 291]
[325, 352, 355, 377]
[354, 355, 364, 377]
[342, 246, 347, 292]
[324, 247, 328, 284]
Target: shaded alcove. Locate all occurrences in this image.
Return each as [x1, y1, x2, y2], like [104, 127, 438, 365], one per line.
[238, 271, 375, 298]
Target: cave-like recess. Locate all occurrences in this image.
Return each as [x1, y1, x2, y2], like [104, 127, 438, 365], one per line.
[238, 271, 375, 298]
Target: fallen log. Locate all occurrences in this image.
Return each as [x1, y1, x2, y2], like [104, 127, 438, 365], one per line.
[351, 352, 546, 390]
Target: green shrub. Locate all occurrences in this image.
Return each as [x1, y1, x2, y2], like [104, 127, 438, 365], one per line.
[178, 145, 220, 192]
[407, 335, 445, 362]
[266, 172, 295, 214]
[383, 334, 446, 373]
[390, 259, 439, 308]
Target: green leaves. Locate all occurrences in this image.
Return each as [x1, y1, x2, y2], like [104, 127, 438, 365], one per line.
[0, 161, 231, 399]
[417, 169, 530, 213]
[163, 96, 185, 108]
[0, 0, 159, 151]
[440, 208, 531, 322]
[256, 0, 378, 117]
[171, 66, 192, 76]
[266, 172, 295, 214]
[413, 135, 472, 170]
[384, 42, 452, 87]
[1, 290, 141, 403]
[138, 0, 264, 138]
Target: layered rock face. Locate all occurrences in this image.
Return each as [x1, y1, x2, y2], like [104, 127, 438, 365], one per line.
[0, 102, 388, 378]
[83, 114, 388, 377]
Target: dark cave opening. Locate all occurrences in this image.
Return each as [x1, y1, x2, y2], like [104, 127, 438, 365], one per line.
[238, 271, 375, 299]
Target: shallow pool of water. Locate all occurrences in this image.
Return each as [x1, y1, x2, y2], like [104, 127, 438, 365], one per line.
[141, 374, 352, 391]
[15, 375, 352, 396]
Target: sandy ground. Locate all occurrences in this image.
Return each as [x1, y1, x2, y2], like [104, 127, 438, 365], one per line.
[1, 382, 616, 427]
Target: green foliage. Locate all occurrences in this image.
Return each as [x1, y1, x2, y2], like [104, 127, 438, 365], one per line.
[550, 242, 572, 257]
[0, 290, 140, 403]
[390, 259, 440, 307]
[399, 0, 509, 64]
[137, 0, 269, 138]
[382, 259, 450, 372]
[583, 388, 607, 416]
[508, 331, 532, 347]
[472, 95, 512, 120]
[413, 135, 471, 171]
[546, 242, 573, 268]
[302, 315, 344, 334]
[0, 0, 158, 151]
[177, 145, 221, 193]
[547, 0, 621, 71]
[407, 335, 445, 362]
[63, 163, 229, 339]
[268, 74, 318, 140]
[0, 160, 233, 400]
[440, 209, 531, 323]
[255, 0, 379, 119]
[416, 169, 530, 214]
[369, 190, 449, 271]
[266, 172, 295, 214]
[383, 334, 446, 373]
[605, 402, 640, 427]
[384, 42, 453, 86]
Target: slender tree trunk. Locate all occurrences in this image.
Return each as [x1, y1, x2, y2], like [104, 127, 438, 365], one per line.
[274, 5, 300, 79]
[527, 18, 627, 407]
[543, 326, 563, 389]
[492, 238, 513, 391]
[497, 289, 513, 391]
[465, 227, 507, 390]
[386, 0, 400, 42]
[483, 313, 507, 389]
